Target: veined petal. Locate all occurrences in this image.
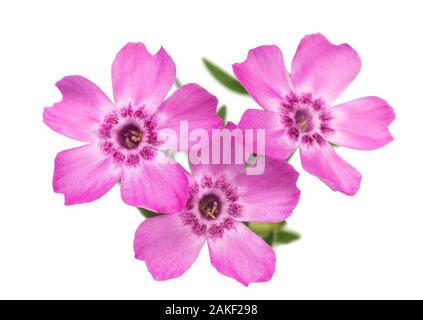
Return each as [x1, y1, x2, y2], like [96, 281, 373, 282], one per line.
[112, 43, 176, 114]
[208, 222, 276, 286]
[233, 45, 294, 112]
[120, 152, 189, 213]
[190, 124, 245, 182]
[233, 157, 300, 222]
[300, 139, 362, 195]
[238, 109, 297, 160]
[44, 76, 114, 142]
[134, 214, 206, 281]
[291, 34, 361, 105]
[53, 144, 121, 205]
[328, 97, 395, 150]
[155, 84, 221, 151]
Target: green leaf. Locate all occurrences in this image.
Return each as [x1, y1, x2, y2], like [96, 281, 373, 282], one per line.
[276, 230, 301, 244]
[217, 105, 227, 126]
[248, 221, 286, 238]
[138, 208, 159, 218]
[263, 233, 275, 245]
[175, 78, 182, 88]
[249, 221, 300, 246]
[202, 58, 248, 95]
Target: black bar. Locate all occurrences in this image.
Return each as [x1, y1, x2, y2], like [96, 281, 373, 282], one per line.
[0, 299, 413, 318]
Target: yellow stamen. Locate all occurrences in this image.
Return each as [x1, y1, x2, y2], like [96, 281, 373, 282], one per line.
[205, 201, 218, 219]
[131, 135, 141, 143]
[297, 119, 307, 132]
[124, 130, 141, 149]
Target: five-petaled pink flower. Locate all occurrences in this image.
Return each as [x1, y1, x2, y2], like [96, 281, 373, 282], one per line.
[44, 43, 221, 212]
[234, 34, 395, 195]
[134, 125, 300, 285]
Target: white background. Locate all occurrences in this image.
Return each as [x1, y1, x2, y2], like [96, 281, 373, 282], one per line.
[0, 0, 422, 299]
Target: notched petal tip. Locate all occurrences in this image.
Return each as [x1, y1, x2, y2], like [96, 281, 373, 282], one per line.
[292, 33, 362, 105]
[329, 96, 396, 150]
[247, 44, 281, 58]
[378, 99, 396, 145]
[112, 41, 176, 114]
[232, 44, 294, 111]
[232, 44, 282, 71]
[305, 33, 362, 71]
[43, 75, 114, 142]
[120, 42, 172, 59]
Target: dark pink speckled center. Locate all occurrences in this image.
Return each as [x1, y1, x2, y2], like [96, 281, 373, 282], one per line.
[281, 92, 334, 146]
[182, 175, 242, 239]
[98, 105, 162, 167]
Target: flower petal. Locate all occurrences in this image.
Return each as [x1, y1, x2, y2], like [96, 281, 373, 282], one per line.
[191, 160, 243, 187]
[155, 83, 221, 151]
[233, 157, 300, 222]
[120, 153, 188, 213]
[328, 97, 395, 150]
[233, 45, 294, 112]
[190, 124, 245, 182]
[238, 109, 297, 160]
[300, 140, 362, 195]
[53, 144, 121, 205]
[208, 222, 276, 286]
[44, 76, 114, 142]
[112, 43, 175, 114]
[291, 34, 361, 105]
[134, 214, 205, 281]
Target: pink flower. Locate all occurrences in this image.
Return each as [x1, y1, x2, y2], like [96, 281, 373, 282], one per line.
[44, 43, 221, 212]
[134, 125, 300, 285]
[234, 34, 395, 195]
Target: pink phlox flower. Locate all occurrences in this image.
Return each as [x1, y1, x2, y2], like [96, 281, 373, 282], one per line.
[134, 124, 300, 285]
[44, 43, 221, 211]
[234, 34, 395, 195]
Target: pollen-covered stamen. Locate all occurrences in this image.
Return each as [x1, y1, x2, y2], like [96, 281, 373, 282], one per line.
[125, 130, 141, 148]
[119, 124, 143, 149]
[199, 193, 221, 220]
[294, 110, 314, 133]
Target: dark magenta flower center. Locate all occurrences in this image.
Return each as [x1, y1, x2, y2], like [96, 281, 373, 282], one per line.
[294, 109, 314, 133]
[281, 93, 334, 146]
[199, 193, 222, 220]
[182, 176, 241, 238]
[119, 124, 142, 149]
